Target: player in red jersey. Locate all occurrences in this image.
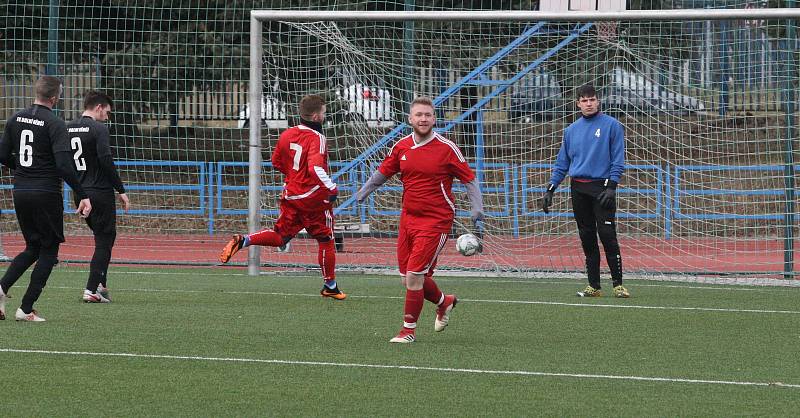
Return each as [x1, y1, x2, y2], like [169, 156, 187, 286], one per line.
[219, 94, 345, 300]
[357, 96, 484, 343]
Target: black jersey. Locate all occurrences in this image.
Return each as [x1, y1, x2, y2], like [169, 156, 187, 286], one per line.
[0, 104, 72, 192]
[66, 116, 125, 193]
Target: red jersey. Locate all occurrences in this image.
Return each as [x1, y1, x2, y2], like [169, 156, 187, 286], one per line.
[272, 124, 337, 202]
[378, 132, 475, 232]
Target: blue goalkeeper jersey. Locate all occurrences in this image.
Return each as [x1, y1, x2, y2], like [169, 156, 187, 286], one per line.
[548, 112, 625, 188]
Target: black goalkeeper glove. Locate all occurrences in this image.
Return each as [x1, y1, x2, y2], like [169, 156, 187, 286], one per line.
[540, 184, 556, 213]
[597, 180, 618, 209]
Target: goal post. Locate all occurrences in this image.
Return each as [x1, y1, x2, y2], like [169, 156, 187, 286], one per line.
[248, 8, 800, 278]
[248, 15, 264, 276]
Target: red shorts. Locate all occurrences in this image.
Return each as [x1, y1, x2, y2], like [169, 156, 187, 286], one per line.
[274, 197, 334, 240]
[397, 225, 449, 276]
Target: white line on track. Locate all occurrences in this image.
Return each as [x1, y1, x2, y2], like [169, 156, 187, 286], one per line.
[47, 286, 800, 315]
[1, 348, 797, 389]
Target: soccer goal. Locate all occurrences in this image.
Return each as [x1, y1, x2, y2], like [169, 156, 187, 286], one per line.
[247, 6, 800, 280]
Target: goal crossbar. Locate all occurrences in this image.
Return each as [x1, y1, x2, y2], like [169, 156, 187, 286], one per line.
[251, 9, 800, 23]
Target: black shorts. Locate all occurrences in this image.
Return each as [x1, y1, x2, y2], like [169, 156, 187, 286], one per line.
[13, 190, 64, 248]
[75, 190, 117, 236]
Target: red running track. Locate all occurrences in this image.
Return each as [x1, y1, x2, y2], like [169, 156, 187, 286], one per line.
[1, 233, 795, 277]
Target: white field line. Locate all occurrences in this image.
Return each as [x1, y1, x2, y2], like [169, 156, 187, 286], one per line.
[1, 348, 797, 389]
[58, 268, 800, 292]
[47, 286, 800, 315]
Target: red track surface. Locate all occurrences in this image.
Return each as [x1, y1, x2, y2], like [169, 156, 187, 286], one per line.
[1, 233, 793, 276]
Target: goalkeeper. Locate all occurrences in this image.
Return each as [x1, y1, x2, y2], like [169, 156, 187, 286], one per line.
[219, 94, 346, 300]
[540, 84, 630, 298]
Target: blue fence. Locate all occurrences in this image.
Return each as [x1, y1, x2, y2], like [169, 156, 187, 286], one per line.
[2, 160, 793, 238]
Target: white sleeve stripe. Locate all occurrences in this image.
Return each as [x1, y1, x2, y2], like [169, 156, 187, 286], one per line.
[435, 135, 466, 162]
[297, 125, 326, 153]
[387, 135, 410, 157]
[314, 166, 337, 190]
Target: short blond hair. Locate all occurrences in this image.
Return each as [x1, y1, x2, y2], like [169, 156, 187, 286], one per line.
[410, 96, 434, 111]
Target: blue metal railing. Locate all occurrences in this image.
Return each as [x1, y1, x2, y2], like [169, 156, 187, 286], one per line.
[665, 164, 790, 239]
[63, 160, 207, 211]
[2, 160, 792, 239]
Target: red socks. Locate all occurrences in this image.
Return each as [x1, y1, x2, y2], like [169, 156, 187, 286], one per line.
[318, 239, 336, 280]
[247, 230, 284, 247]
[423, 275, 444, 305]
[402, 277, 443, 329]
[403, 289, 425, 328]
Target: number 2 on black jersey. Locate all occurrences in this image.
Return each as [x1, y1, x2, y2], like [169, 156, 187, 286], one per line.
[70, 137, 87, 171]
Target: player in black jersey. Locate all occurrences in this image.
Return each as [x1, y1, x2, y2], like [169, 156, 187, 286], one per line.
[67, 91, 129, 303]
[0, 76, 92, 322]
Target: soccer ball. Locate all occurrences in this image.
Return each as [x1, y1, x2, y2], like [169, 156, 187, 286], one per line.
[455, 233, 481, 257]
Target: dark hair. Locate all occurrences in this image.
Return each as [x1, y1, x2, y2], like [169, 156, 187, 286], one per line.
[299, 94, 326, 119]
[34, 76, 62, 101]
[410, 96, 435, 111]
[83, 90, 114, 110]
[576, 84, 597, 99]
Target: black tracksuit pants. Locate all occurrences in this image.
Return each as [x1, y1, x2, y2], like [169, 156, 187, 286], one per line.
[570, 180, 623, 289]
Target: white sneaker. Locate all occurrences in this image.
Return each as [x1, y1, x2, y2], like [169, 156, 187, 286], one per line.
[83, 289, 110, 303]
[0, 288, 7, 320]
[434, 294, 458, 332]
[97, 284, 111, 301]
[389, 327, 416, 343]
[15, 308, 46, 322]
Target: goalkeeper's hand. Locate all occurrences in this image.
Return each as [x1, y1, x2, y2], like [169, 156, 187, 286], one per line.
[540, 184, 555, 213]
[597, 180, 617, 209]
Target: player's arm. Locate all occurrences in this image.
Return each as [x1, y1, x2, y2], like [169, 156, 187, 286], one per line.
[356, 143, 399, 203]
[597, 120, 626, 209]
[55, 149, 88, 199]
[448, 151, 484, 226]
[608, 119, 625, 183]
[271, 140, 287, 175]
[0, 120, 16, 169]
[542, 132, 571, 213]
[51, 119, 90, 217]
[306, 135, 338, 201]
[549, 132, 571, 190]
[464, 180, 484, 226]
[95, 124, 129, 211]
[356, 170, 388, 203]
[449, 148, 484, 251]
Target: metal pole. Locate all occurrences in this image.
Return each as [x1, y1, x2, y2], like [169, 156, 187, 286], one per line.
[403, 0, 415, 110]
[783, 0, 796, 278]
[718, 19, 729, 116]
[251, 9, 800, 23]
[47, 0, 59, 77]
[248, 16, 263, 276]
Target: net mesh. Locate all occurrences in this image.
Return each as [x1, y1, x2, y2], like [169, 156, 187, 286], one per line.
[1, 1, 798, 280]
